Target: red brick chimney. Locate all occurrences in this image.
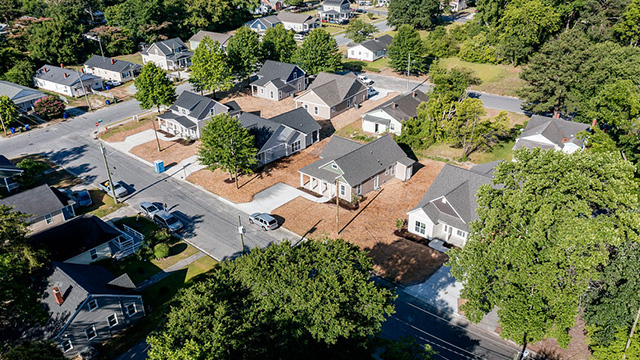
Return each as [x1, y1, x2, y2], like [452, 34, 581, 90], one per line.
[60, 63, 64, 68]
[393, 103, 398, 109]
[63, 73, 68, 78]
[412, 91, 417, 97]
[111, 58, 115, 65]
[53, 287, 64, 305]
[553, 112, 560, 119]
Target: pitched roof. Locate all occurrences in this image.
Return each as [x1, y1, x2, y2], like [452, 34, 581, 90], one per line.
[304, 72, 367, 107]
[0, 184, 68, 218]
[319, 136, 363, 159]
[29, 215, 123, 261]
[143, 38, 189, 56]
[238, 112, 281, 150]
[515, 115, 590, 150]
[324, 0, 348, 5]
[84, 55, 141, 73]
[188, 30, 233, 46]
[366, 90, 428, 123]
[269, 107, 321, 134]
[0, 155, 21, 172]
[300, 135, 414, 186]
[410, 164, 494, 232]
[169, 91, 229, 121]
[351, 35, 394, 53]
[277, 12, 318, 24]
[34, 65, 101, 87]
[253, 60, 302, 87]
[0, 80, 46, 105]
[253, 15, 281, 27]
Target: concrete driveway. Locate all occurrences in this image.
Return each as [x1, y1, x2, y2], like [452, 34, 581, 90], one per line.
[236, 182, 325, 215]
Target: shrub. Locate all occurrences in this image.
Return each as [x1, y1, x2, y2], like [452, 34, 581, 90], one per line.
[17, 158, 48, 188]
[423, 27, 459, 58]
[33, 96, 65, 120]
[458, 33, 499, 64]
[154, 243, 170, 259]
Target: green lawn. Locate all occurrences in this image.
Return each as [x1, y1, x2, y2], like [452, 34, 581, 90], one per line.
[10, 155, 83, 190]
[115, 52, 144, 65]
[76, 189, 127, 218]
[320, 24, 346, 34]
[99, 116, 153, 141]
[438, 57, 524, 97]
[343, 57, 391, 73]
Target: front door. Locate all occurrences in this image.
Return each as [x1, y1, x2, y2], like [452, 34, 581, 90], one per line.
[374, 123, 379, 133]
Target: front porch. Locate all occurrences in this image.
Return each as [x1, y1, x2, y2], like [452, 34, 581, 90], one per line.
[300, 173, 335, 199]
[157, 116, 199, 140]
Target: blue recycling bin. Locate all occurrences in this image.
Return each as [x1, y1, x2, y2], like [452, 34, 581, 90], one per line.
[9, 127, 15, 134]
[154, 160, 165, 173]
[25, 124, 30, 131]
[63, 112, 68, 119]
[106, 85, 111, 90]
[106, 100, 111, 105]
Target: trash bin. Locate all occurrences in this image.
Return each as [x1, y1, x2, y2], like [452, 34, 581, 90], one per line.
[9, 127, 15, 134]
[63, 112, 68, 119]
[154, 160, 165, 174]
[106, 100, 110, 105]
[25, 124, 30, 131]
[106, 85, 111, 91]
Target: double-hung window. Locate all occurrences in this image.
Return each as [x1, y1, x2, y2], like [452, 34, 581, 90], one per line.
[414, 221, 426, 235]
[107, 313, 118, 328]
[85, 325, 97, 340]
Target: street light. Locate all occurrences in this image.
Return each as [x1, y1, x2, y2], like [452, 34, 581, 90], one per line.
[84, 32, 105, 58]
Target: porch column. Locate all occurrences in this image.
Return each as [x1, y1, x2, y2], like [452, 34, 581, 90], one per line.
[300, 173, 304, 187]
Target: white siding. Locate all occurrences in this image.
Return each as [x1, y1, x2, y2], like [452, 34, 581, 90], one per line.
[347, 45, 375, 62]
[64, 242, 112, 265]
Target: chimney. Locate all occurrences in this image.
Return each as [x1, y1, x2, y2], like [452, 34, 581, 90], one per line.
[393, 103, 398, 109]
[43, 67, 48, 73]
[553, 112, 560, 119]
[111, 58, 115, 65]
[53, 287, 64, 305]
[412, 91, 418, 98]
[63, 73, 68, 78]
[592, 119, 597, 128]
[60, 63, 64, 68]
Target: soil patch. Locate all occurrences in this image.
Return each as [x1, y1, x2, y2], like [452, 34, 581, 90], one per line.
[130, 138, 200, 166]
[218, 89, 298, 119]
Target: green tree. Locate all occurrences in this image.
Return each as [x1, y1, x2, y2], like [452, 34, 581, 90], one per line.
[614, 0, 640, 46]
[345, 19, 378, 43]
[104, 0, 177, 42]
[475, 0, 508, 26]
[578, 127, 618, 153]
[134, 63, 176, 152]
[458, 33, 498, 64]
[590, 327, 640, 360]
[33, 96, 65, 120]
[0, 0, 20, 24]
[226, 26, 260, 86]
[423, 26, 459, 58]
[90, 25, 136, 56]
[387, 25, 427, 74]
[380, 336, 437, 360]
[586, 79, 640, 129]
[497, 0, 561, 65]
[294, 28, 342, 75]
[189, 37, 234, 98]
[2, 60, 35, 87]
[184, 0, 256, 32]
[27, 11, 84, 64]
[154, 243, 170, 259]
[388, 0, 441, 29]
[448, 149, 640, 352]
[198, 113, 257, 189]
[260, 23, 297, 63]
[429, 62, 479, 102]
[4, 340, 66, 360]
[147, 239, 396, 359]
[0, 96, 18, 136]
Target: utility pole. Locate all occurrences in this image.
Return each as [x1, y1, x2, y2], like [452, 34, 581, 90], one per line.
[100, 143, 118, 203]
[336, 179, 340, 235]
[238, 216, 246, 255]
[97, 35, 105, 58]
[406, 52, 411, 92]
[622, 306, 640, 360]
[77, 71, 93, 111]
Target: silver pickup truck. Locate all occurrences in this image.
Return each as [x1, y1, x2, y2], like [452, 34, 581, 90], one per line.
[99, 180, 128, 198]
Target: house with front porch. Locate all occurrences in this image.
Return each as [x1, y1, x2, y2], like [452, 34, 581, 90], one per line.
[362, 90, 428, 135]
[299, 135, 414, 200]
[513, 114, 590, 154]
[83, 55, 141, 83]
[277, 12, 320, 33]
[0, 155, 23, 192]
[0, 80, 47, 113]
[33, 65, 103, 98]
[294, 72, 368, 119]
[141, 38, 193, 71]
[0, 184, 75, 233]
[157, 91, 232, 139]
[251, 60, 307, 101]
[406, 162, 498, 248]
[319, 0, 351, 21]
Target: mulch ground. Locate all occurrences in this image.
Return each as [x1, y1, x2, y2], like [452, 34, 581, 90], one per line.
[218, 89, 298, 119]
[272, 159, 448, 284]
[130, 139, 200, 167]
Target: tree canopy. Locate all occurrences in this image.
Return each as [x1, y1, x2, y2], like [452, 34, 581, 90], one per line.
[345, 19, 378, 43]
[134, 63, 177, 113]
[260, 23, 297, 63]
[27, 11, 84, 65]
[387, 24, 428, 74]
[4, 340, 66, 360]
[387, 0, 441, 29]
[226, 26, 260, 85]
[294, 28, 342, 75]
[189, 37, 234, 98]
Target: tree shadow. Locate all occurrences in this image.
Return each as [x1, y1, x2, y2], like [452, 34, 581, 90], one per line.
[41, 144, 90, 167]
[318, 120, 336, 138]
[339, 189, 383, 234]
[170, 211, 204, 239]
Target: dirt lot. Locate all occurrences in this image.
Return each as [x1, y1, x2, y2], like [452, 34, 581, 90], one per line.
[130, 139, 200, 167]
[327, 92, 401, 132]
[218, 89, 297, 119]
[272, 159, 449, 284]
[187, 139, 329, 204]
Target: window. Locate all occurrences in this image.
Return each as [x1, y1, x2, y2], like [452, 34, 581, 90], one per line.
[210, 108, 215, 116]
[107, 313, 118, 328]
[414, 221, 426, 235]
[126, 303, 137, 316]
[87, 299, 98, 311]
[314, 106, 318, 115]
[61, 340, 73, 352]
[356, 184, 362, 195]
[304, 104, 308, 109]
[390, 123, 395, 130]
[385, 167, 389, 175]
[90, 249, 98, 260]
[351, 50, 355, 55]
[293, 72, 297, 80]
[85, 325, 97, 340]
[291, 141, 301, 152]
[279, 91, 282, 98]
[261, 88, 264, 94]
[331, 163, 338, 170]
[444, 224, 451, 233]
[180, 108, 187, 115]
[270, 91, 274, 98]
[391, 165, 395, 175]
[45, 214, 53, 224]
[298, 83, 302, 90]
[347, 99, 351, 108]
[339, 184, 346, 197]
[456, 229, 467, 238]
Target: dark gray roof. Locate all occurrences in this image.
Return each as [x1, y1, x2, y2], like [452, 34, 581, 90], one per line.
[142, 38, 189, 56]
[169, 91, 228, 121]
[253, 60, 302, 87]
[410, 164, 494, 232]
[305, 72, 367, 107]
[366, 90, 428, 123]
[0, 81, 46, 105]
[324, 0, 348, 5]
[260, 126, 300, 153]
[469, 160, 503, 176]
[0, 155, 21, 172]
[29, 215, 122, 261]
[84, 55, 141, 73]
[515, 115, 590, 150]
[159, 112, 197, 129]
[34, 65, 101, 87]
[352, 35, 394, 53]
[300, 135, 413, 186]
[188, 31, 233, 46]
[319, 136, 362, 159]
[277, 12, 318, 24]
[254, 15, 281, 27]
[269, 108, 321, 134]
[239, 112, 281, 150]
[0, 184, 68, 218]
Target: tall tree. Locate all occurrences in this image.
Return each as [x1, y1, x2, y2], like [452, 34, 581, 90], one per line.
[90, 25, 136, 56]
[294, 28, 342, 75]
[198, 113, 257, 189]
[589, 327, 640, 360]
[226, 26, 260, 86]
[448, 149, 640, 353]
[184, 0, 256, 32]
[2, 60, 35, 87]
[147, 239, 395, 359]
[387, 0, 441, 29]
[614, 0, 640, 46]
[345, 19, 378, 43]
[134, 63, 176, 151]
[0, 0, 20, 24]
[4, 340, 66, 360]
[104, 0, 177, 42]
[27, 11, 84, 64]
[387, 24, 427, 74]
[0, 96, 18, 136]
[189, 37, 234, 99]
[260, 23, 297, 63]
[475, 0, 508, 26]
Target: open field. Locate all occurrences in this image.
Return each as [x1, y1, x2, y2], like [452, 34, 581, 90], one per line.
[438, 57, 524, 97]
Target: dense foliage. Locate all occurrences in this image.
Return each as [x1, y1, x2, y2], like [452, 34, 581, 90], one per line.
[345, 19, 378, 43]
[189, 37, 234, 98]
[226, 26, 260, 85]
[387, 0, 441, 29]
[4, 340, 66, 360]
[294, 28, 342, 75]
[33, 96, 64, 120]
[260, 23, 297, 63]
[387, 25, 428, 74]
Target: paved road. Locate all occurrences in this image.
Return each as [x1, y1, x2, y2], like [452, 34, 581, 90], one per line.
[334, 19, 393, 46]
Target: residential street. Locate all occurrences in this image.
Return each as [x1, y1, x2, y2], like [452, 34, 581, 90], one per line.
[334, 19, 393, 46]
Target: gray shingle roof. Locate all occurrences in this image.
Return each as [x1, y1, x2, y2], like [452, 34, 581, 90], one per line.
[0, 80, 46, 105]
[188, 31, 233, 46]
[84, 55, 141, 73]
[0, 155, 21, 172]
[34, 65, 101, 87]
[515, 115, 590, 150]
[239, 112, 281, 150]
[410, 164, 494, 232]
[324, 0, 348, 5]
[142, 38, 189, 56]
[366, 90, 428, 123]
[252, 60, 302, 87]
[0, 184, 68, 219]
[269, 107, 320, 134]
[351, 35, 394, 53]
[319, 136, 363, 159]
[169, 91, 229, 121]
[305, 72, 367, 107]
[277, 12, 318, 24]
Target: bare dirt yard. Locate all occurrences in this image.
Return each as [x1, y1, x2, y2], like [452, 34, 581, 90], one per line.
[218, 89, 297, 119]
[327, 92, 401, 132]
[272, 159, 449, 284]
[187, 139, 329, 204]
[130, 139, 200, 167]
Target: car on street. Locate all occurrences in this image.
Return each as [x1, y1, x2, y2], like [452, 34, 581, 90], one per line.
[105, 80, 122, 87]
[338, 18, 349, 25]
[294, 33, 305, 41]
[153, 210, 184, 232]
[367, 87, 379, 97]
[358, 74, 374, 85]
[139, 201, 160, 218]
[99, 180, 128, 198]
[248, 213, 279, 231]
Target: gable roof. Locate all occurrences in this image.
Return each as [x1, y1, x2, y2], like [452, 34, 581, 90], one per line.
[169, 91, 229, 121]
[34, 65, 100, 87]
[324, 0, 349, 5]
[252, 60, 303, 87]
[0, 155, 22, 172]
[303, 72, 367, 107]
[0, 184, 68, 219]
[188, 30, 233, 46]
[0, 80, 46, 105]
[300, 135, 414, 186]
[84, 55, 141, 73]
[143, 38, 189, 56]
[409, 164, 494, 232]
[252, 15, 282, 28]
[351, 35, 394, 53]
[365, 90, 428, 123]
[277, 12, 318, 24]
[514, 115, 590, 150]
[269, 107, 321, 134]
[238, 112, 282, 150]
[28, 215, 122, 262]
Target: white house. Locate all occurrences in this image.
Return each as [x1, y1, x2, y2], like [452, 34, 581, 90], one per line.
[319, 0, 351, 21]
[513, 115, 590, 154]
[277, 12, 320, 33]
[83, 55, 141, 83]
[362, 90, 428, 135]
[141, 38, 193, 71]
[33, 65, 103, 97]
[347, 35, 393, 62]
[157, 91, 233, 139]
[0, 80, 47, 113]
[188, 31, 233, 50]
[251, 60, 307, 101]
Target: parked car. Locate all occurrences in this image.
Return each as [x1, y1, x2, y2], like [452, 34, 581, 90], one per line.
[153, 210, 184, 232]
[248, 213, 279, 231]
[105, 80, 122, 87]
[99, 180, 128, 198]
[367, 87, 379, 97]
[74, 189, 92, 207]
[358, 74, 374, 85]
[294, 33, 305, 41]
[338, 18, 349, 25]
[139, 201, 160, 218]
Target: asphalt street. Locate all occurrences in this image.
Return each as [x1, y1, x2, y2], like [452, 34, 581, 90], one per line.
[334, 18, 393, 46]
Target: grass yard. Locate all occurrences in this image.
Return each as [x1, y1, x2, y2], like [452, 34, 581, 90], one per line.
[438, 57, 524, 97]
[343, 57, 391, 73]
[320, 24, 345, 34]
[334, 119, 376, 142]
[10, 154, 83, 189]
[99, 116, 155, 142]
[76, 189, 127, 218]
[115, 52, 144, 65]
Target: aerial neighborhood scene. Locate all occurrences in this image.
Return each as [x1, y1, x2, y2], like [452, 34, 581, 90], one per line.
[0, 0, 639, 358]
